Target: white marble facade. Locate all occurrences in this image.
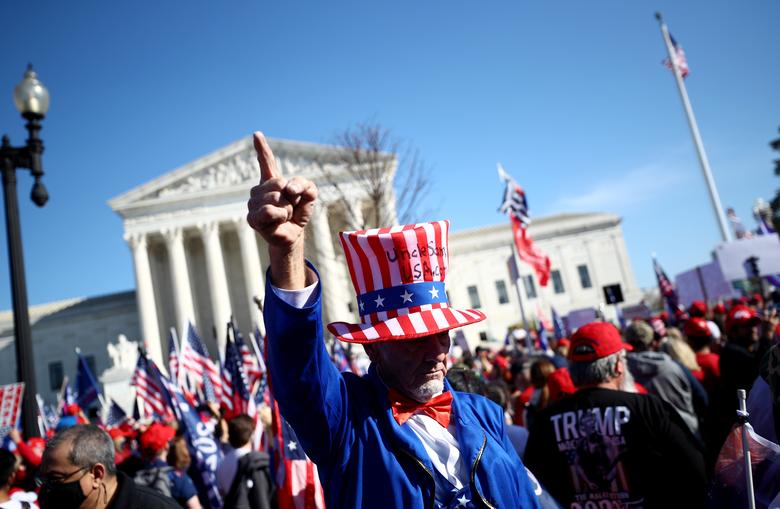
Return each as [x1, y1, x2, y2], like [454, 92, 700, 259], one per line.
[447, 213, 642, 348]
[108, 136, 384, 366]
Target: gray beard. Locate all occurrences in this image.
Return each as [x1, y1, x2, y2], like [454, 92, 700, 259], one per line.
[409, 379, 444, 402]
[621, 367, 638, 393]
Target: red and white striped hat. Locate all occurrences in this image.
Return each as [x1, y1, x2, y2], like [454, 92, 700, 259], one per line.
[327, 220, 486, 343]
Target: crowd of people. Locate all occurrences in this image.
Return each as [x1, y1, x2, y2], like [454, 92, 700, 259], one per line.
[1, 132, 778, 508]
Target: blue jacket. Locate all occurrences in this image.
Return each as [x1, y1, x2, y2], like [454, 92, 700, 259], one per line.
[265, 272, 540, 509]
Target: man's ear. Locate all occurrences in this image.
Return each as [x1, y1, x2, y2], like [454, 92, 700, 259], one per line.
[91, 463, 107, 485]
[614, 355, 625, 378]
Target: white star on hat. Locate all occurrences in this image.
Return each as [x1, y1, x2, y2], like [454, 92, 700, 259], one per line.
[429, 286, 440, 299]
[400, 289, 414, 303]
[374, 295, 385, 308]
[457, 495, 470, 507]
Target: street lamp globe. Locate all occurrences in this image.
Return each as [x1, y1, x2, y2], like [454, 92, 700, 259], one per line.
[13, 64, 50, 117]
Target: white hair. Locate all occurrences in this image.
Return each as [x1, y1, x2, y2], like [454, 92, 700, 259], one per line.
[408, 379, 444, 401]
[569, 350, 625, 387]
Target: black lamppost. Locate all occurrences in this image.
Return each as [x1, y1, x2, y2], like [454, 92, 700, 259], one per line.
[1, 65, 50, 438]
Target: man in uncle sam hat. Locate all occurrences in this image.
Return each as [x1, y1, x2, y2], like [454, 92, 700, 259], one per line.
[246, 133, 540, 509]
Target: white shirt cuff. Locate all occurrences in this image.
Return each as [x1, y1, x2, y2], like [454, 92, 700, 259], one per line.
[271, 281, 320, 309]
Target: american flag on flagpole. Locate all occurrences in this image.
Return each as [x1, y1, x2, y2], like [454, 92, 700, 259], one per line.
[664, 34, 690, 78]
[180, 322, 222, 403]
[234, 324, 262, 390]
[167, 329, 180, 388]
[498, 164, 551, 286]
[221, 323, 256, 419]
[130, 352, 174, 422]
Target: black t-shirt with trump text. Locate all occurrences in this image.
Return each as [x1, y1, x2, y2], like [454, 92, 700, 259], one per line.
[524, 387, 706, 509]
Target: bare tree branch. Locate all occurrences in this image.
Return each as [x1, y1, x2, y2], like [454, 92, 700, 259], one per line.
[315, 122, 434, 231]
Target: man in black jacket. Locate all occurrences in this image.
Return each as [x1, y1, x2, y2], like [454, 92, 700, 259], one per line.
[216, 414, 273, 509]
[37, 424, 180, 509]
[525, 322, 707, 508]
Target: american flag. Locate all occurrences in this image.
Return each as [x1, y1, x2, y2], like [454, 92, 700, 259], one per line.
[272, 400, 325, 509]
[234, 324, 262, 389]
[665, 34, 689, 78]
[653, 258, 681, 315]
[167, 329, 180, 387]
[181, 322, 221, 403]
[222, 324, 255, 418]
[130, 353, 174, 421]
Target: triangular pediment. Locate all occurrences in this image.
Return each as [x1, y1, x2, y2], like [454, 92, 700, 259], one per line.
[108, 135, 368, 217]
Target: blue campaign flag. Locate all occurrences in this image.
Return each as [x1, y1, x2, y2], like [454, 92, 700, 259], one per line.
[75, 351, 101, 408]
[144, 353, 223, 509]
[551, 307, 567, 340]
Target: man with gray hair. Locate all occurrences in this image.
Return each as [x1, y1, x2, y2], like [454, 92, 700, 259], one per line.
[37, 424, 180, 509]
[524, 322, 707, 508]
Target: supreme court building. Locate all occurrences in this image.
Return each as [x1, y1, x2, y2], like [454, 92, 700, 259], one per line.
[0, 134, 640, 404]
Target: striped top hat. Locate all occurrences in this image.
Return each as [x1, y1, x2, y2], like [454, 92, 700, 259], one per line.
[327, 220, 486, 343]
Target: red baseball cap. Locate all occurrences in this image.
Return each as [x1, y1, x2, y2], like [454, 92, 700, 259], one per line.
[726, 305, 761, 333]
[684, 317, 711, 338]
[688, 300, 707, 318]
[713, 303, 726, 315]
[139, 422, 175, 454]
[569, 322, 633, 362]
[557, 338, 571, 348]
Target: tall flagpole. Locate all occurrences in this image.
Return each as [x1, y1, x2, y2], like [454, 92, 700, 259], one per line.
[655, 12, 732, 243]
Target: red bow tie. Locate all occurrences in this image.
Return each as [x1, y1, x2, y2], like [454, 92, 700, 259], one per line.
[388, 389, 453, 428]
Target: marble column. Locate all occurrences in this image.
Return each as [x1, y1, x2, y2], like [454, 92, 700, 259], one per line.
[125, 232, 163, 366]
[310, 202, 348, 324]
[162, 227, 196, 333]
[235, 218, 265, 335]
[198, 220, 232, 352]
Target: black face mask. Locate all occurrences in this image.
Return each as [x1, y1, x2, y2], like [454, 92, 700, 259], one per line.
[38, 478, 88, 509]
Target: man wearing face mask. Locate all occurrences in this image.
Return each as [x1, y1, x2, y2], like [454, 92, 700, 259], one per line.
[247, 132, 540, 508]
[37, 424, 181, 509]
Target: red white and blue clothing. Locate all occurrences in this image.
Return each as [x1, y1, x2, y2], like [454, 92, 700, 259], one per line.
[265, 263, 540, 508]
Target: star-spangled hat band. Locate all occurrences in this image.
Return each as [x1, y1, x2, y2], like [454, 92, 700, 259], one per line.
[327, 220, 485, 343]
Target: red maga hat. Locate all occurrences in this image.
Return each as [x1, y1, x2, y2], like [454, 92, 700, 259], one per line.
[726, 305, 761, 333]
[569, 322, 633, 362]
[684, 317, 711, 338]
[139, 422, 175, 454]
[688, 300, 707, 318]
[327, 221, 486, 343]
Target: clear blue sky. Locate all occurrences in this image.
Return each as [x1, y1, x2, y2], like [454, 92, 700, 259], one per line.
[0, 0, 778, 309]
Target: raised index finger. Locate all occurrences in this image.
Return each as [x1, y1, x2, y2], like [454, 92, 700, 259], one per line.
[253, 131, 280, 182]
